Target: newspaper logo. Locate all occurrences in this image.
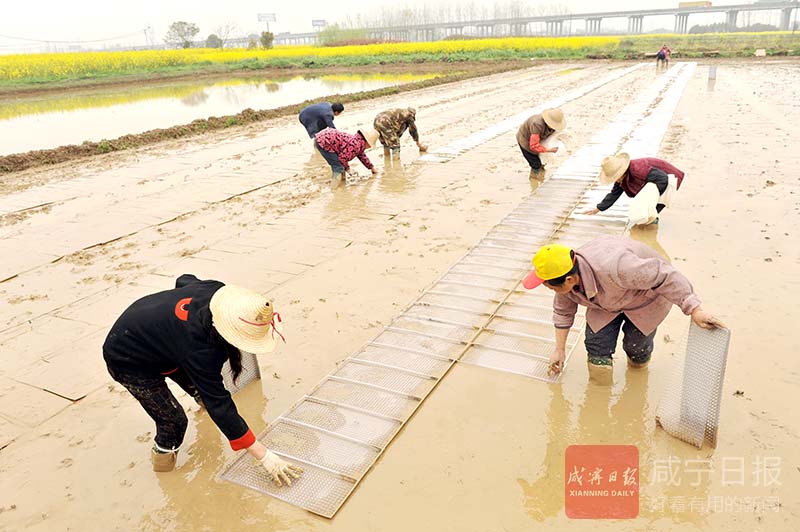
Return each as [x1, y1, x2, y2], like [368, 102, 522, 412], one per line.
[565, 445, 639, 519]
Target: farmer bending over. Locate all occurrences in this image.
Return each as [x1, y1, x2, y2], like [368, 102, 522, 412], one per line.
[373, 107, 428, 157]
[103, 274, 302, 486]
[299, 101, 344, 139]
[522, 237, 724, 384]
[517, 108, 565, 180]
[582, 152, 684, 225]
[314, 127, 379, 189]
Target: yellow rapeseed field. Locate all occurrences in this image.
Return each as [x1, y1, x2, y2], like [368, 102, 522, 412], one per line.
[1, 32, 796, 83]
[0, 36, 620, 82]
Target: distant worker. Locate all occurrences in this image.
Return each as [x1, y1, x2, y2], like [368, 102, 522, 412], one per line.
[373, 107, 428, 156]
[299, 101, 344, 139]
[522, 237, 724, 384]
[103, 274, 303, 486]
[516, 108, 565, 180]
[656, 44, 671, 67]
[314, 127, 379, 188]
[582, 153, 684, 225]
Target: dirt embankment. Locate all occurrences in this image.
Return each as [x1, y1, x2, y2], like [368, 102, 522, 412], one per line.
[0, 61, 529, 175]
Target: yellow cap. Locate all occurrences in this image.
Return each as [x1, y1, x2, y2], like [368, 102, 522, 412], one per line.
[522, 244, 574, 289]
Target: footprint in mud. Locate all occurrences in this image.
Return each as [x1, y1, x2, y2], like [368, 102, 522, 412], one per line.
[8, 294, 48, 305]
[135, 431, 152, 443]
[114, 261, 144, 271]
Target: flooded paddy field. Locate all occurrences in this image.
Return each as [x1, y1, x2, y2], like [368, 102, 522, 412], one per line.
[0, 72, 439, 155]
[0, 59, 797, 531]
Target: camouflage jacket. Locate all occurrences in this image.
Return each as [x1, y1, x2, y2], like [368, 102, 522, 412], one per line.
[373, 108, 419, 148]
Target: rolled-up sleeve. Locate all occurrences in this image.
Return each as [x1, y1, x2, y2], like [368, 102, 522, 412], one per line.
[615, 252, 701, 315]
[553, 293, 579, 329]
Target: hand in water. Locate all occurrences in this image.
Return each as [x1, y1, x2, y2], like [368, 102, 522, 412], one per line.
[548, 348, 566, 376]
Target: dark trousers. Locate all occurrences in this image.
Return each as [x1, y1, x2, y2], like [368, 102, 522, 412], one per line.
[584, 314, 656, 364]
[107, 365, 199, 450]
[314, 140, 345, 174]
[519, 144, 543, 170]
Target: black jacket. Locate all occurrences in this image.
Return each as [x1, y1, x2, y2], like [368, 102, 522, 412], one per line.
[103, 274, 250, 445]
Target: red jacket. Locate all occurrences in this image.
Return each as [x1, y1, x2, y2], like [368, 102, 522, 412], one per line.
[622, 158, 684, 196]
[597, 158, 685, 212]
[315, 129, 373, 171]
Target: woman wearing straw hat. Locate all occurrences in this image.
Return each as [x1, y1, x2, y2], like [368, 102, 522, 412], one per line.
[583, 153, 685, 224]
[103, 274, 302, 486]
[516, 108, 565, 180]
[313, 127, 380, 189]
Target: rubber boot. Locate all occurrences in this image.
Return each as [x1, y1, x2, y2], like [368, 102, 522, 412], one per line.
[587, 357, 613, 386]
[331, 171, 345, 190]
[151, 448, 178, 472]
[529, 167, 545, 181]
[627, 352, 651, 369]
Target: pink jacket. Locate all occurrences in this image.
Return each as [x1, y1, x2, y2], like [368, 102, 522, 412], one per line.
[553, 236, 701, 335]
[315, 128, 373, 171]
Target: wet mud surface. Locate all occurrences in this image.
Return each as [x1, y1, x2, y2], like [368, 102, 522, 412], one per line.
[0, 60, 798, 531]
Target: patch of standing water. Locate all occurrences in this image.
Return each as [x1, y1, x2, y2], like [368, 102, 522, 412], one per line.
[0, 73, 439, 156]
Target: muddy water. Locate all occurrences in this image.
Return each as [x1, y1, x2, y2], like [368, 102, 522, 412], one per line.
[0, 60, 798, 531]
[0, 73, 438, 155]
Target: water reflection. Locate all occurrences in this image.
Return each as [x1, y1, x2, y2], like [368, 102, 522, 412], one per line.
[0, 73, 439, 155]
[517, 354, 712, 526]
[630, 223, 671, 262]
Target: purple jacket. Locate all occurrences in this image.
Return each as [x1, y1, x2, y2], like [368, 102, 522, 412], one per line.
[315, 129, 373, 171]
[553, 236, 701, 335]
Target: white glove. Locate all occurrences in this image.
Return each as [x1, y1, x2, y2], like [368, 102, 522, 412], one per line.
[259, 450, 303, 487]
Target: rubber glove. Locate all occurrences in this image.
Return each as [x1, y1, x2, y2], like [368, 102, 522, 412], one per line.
[259, 450, 303, 487]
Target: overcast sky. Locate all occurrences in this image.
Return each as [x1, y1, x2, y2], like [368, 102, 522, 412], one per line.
[1, 0, 776, 53]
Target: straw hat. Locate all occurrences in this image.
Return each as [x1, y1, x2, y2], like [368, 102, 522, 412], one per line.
[209, 285, 277, 355]
[542, 108, 566, 131]
[598, 152, 631, 185]
[359, 128, 380, 149]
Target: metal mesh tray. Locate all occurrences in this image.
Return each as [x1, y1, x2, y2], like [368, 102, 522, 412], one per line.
[310, 379, 418, 420]
[355, 343, 452, 378]
[262, 421, 379, 479]
[285, 399, 400, 449]
[333, 360, 436, 398]
[220, 451, 357, 518]
[656, 322, 731, 448]
[221, 351, 261, 394]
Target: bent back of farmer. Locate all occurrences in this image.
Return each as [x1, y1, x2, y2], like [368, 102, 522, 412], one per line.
[373, 107, 427, 155]
[299, 101, 344, 139]
[586, 154, 685, 220]
[516, 108, 565, 180]
[314, 127, 378, 188]
[103, 274, 303, 486]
